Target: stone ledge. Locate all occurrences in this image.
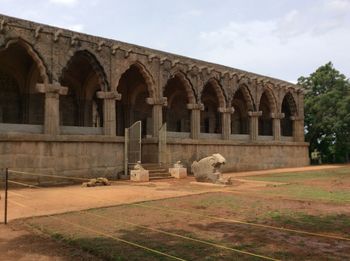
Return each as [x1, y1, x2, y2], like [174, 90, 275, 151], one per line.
[0, 133, 125, 143]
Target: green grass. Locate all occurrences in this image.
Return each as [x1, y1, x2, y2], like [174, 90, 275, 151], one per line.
[262, 184, 350, 202]
[245, 166, 350, 183]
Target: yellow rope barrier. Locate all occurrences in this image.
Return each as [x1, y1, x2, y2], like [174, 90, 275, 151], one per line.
[87, 211, 280, 261]
[133, 203, 350, 242]
[6, 198, 186, 261]
[8, 170, 89, 182]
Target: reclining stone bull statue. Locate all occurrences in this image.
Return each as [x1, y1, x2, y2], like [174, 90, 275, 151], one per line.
[191, 153, 230, 184]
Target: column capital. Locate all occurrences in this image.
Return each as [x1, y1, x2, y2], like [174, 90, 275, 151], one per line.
[186, 103, 204, 110]
[270, 112, 285, 119]
[96, 91, 122, 100]
[218, 107, 234, 114]
[146, 97, 167, 106]
[36, 82, 68, 95]
[290, 116, 304, 121]
[248, 111, 262, 117]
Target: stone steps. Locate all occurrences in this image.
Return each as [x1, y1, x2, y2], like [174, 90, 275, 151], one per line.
[143, 163, 172, 180]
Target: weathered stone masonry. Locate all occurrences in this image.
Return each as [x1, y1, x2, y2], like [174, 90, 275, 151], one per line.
[0, 14, 309, 177]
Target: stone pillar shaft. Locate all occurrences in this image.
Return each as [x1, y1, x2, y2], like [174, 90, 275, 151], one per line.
[187, 103, 203, 139]
[291, 117, 304, 142]
[248, 111, 262, 141]
[219, 107, 234, 140]
[152, 104, 163, 137]
[36, 83, 68, 135]
[97, 91, 121, 136]
[271, 113, 284, 141]
[44, 92, 60, 135]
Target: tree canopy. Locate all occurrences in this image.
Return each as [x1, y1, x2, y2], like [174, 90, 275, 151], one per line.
[298, 62, 350, 163]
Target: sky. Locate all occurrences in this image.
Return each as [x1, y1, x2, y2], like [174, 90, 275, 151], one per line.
[0, 0, 349, 83]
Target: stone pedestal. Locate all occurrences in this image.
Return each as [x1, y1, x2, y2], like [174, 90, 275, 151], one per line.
[169, 167, 187, 179]
[248, 111, 262, 141]
[36, 82, 68, 135]
[187, 103, 204, 139]
[130, 169, 149, 182]
[97, 91, 121, 136]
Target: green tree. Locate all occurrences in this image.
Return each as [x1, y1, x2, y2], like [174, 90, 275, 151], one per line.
[298, 62, 350, 163]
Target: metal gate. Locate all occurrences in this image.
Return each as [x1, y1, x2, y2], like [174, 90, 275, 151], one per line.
[124, 121, 142, 175]
[158, 122, 167, 164]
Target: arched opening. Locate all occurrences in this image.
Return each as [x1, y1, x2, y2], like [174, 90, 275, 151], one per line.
[281, 93, 296, 136]
[259, 92, 273, 136]
[163, 76, 191, 132]
[0, 42, 44, 125]
[231, 89, 249, 134]
[201, 82, 221, 134]
[59, 51, 105, 127]
[116, 64, 152, 136]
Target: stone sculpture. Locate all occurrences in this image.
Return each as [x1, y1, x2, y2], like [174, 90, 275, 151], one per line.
[191, 153, 228, 184]
[130, 161, 149, 182]
[82, 177, 111, 187]
[169, 160, 187, 179]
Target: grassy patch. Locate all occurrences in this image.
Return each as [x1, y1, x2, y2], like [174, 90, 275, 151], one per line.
[262, 184, 350, 202]
[245, 166, 350, 183]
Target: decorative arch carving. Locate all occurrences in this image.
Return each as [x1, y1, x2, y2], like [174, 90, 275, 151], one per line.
[1, 38, 49, 84]
[234, 84, 255, 111]
[201, 78, 226, 108]
[116, 61, 156, 99]
[166, 70, 196, 104]
[60, 49, 109, 91]
[257, 85, 278, 113]
[281, 91, 298, 116]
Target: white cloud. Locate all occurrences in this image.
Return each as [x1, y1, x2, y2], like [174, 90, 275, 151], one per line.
[49, 0, 78, 6]
[197, 2, 350, 82]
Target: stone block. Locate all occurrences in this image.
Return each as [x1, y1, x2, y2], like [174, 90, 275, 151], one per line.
[130, 169, 149, 182]
[169, 167, 187, 179]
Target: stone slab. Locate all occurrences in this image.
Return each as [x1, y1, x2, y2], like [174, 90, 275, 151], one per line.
[169, 167, 187, 179]
[130, 169, 149, 182]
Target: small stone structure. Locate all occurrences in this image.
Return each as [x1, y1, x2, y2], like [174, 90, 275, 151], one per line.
[169, 161, 187, 179]
[191, 154, 227, 183]
[130, 161, 149, 182]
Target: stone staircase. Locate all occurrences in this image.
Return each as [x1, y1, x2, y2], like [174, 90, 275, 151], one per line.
[141, 163, 173, 180]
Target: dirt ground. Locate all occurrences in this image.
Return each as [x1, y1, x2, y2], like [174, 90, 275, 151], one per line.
[0, 164, 349, 260]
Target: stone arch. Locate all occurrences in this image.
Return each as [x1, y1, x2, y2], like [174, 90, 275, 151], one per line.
[117, 61, 156, 100]
[60, 49, 109, 91]
[234, 84, 255, 111]
[167, 71, 196, 104]
[281, 91, 298, 116]
[202, 78, 226, 108]
[1, 38, 49, 84]
[258, 86, 278, 114]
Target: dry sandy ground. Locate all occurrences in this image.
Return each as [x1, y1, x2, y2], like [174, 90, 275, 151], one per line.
[0, 164, 343, 260]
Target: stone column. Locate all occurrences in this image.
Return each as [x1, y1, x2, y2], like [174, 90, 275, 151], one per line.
[271, 113, 284, 141]
[36, 82, 68, 135]
[248, 111, 262, 141]
[97, 91, 121, 136]
[187, 103, 204, 139]
[291, 116, 305, 142]
[146, 97, 167, 137]
[219, 107, 234, 140]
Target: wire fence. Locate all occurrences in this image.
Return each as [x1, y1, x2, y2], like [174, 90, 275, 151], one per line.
[1, 168, 349, 260]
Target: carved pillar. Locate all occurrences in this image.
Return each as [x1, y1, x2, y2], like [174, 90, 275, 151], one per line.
[187, 103, 204, 139]
[36, 83, 68, 135]
[97, 91, 121, 136]
[291, 116, 305, 142]
[271, 113, 285, 141]
[146, 97, 167, 137]
[248, 111, 262, 141]
[219, 107, 234, 140]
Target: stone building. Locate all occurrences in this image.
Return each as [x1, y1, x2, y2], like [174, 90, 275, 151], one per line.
[0, 14, 309, 177]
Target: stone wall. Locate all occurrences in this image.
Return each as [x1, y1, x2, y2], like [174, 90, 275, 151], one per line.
[0, 134, 124, 181]
[143, 138, 309, 172]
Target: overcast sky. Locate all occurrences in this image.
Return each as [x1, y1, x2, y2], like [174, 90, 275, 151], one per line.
[1, 0, 349, 82]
